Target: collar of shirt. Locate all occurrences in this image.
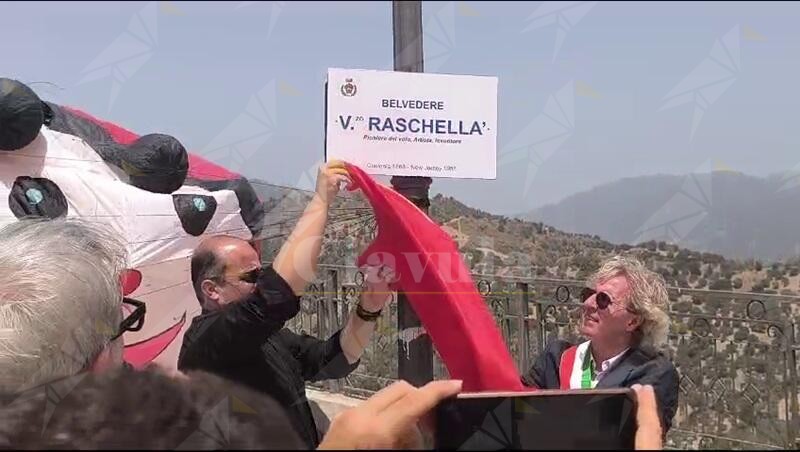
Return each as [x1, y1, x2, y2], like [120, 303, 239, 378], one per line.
[590, 343, 629, 380]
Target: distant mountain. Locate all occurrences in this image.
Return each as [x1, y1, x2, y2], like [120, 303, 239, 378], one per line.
[523, 171, 800, 262]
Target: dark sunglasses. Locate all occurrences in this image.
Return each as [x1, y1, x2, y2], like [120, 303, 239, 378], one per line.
[580, 287, 636, 314]
[111, 298, 146, 341]
[239, 267, 263, 284]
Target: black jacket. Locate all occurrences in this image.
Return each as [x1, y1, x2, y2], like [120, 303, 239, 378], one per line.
[177, 266, 359, 449]
[521, 339, 679, 434]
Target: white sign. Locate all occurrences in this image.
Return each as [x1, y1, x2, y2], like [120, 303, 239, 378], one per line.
[325, 68, 497, 179]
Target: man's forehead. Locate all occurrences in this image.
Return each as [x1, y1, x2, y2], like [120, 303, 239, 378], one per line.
[596, 274, 630, 296]
[199, 235, 247, 254]
[216, 240, 258, 266]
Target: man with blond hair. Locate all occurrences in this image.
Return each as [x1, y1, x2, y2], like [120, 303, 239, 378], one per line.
[522, 255, 679, 434]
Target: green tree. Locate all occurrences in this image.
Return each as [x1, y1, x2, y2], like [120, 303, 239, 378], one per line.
[688, 260, 702, 276]
[674, 301, 691, 313]
[710, 279, 732, 291]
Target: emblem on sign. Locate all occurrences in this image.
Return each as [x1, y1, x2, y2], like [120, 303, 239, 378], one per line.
[340, 78, 357, 97]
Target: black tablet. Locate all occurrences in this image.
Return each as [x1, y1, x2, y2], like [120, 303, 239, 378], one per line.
[434, 388, 637, 450]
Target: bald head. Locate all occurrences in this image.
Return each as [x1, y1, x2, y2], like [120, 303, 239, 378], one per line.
[191, 236, 260, 310]
[194, 235, 251, 256]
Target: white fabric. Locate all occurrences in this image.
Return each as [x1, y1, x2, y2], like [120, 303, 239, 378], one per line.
[595, 346, 629, 383]
[569, 340, 591, 389]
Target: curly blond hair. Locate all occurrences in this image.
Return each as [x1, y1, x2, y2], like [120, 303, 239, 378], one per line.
[588, 256, 670, 348]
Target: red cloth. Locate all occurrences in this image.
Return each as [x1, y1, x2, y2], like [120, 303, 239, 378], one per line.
[347, 164, 524, 392]
[559, 346, 578, 390]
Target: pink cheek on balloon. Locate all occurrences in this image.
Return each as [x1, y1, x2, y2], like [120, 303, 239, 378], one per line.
[120, 269, 142, 296]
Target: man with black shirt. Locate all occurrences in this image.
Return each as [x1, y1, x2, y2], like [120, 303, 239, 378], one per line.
[178, 161, 393, 448]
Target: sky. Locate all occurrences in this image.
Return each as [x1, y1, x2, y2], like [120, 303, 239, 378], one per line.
[3, 1, 800, 215]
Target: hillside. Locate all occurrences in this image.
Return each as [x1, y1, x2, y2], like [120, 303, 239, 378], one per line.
[252, 178, 800, 296]
[432, 193, 800, 295]
[525, 171, 800, 262]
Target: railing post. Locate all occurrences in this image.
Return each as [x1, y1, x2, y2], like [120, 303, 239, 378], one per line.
[317, 280, 331, 393]
[538, 300, 547, 357]
[516, 282, 530, 373]
[326, 269, 343, 393]
[319, 281, 328, 337]
[329, 269, 341, 327]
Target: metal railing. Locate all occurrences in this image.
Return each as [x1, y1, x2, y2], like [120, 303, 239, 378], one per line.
[287, 264, 800, 449]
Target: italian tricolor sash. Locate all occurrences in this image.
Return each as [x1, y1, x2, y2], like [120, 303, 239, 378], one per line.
[558, 341, 595, 389]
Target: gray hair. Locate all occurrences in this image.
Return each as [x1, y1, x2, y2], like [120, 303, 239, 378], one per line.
[0, 218, 127, 392]
[588, 255, 671, 348]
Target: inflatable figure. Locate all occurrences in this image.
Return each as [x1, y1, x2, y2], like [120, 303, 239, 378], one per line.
[0, 78, 265, 370]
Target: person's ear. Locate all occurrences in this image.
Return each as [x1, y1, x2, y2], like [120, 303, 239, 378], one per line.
[626, 313, 643, 332]
[89, 339, 124, 373]
[201, 279, 220, 301]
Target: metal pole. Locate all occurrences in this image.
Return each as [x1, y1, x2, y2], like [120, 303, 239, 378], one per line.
[785, 321, 799, 447]
[392, 0, 434, 387]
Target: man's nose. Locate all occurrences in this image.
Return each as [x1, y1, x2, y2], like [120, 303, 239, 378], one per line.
[583, 293, 598, 309]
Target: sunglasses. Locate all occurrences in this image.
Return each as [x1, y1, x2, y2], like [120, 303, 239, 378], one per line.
[239, 267, 262, 284]
[580, 287, 636, 314]
[111, 298, 146, 341]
